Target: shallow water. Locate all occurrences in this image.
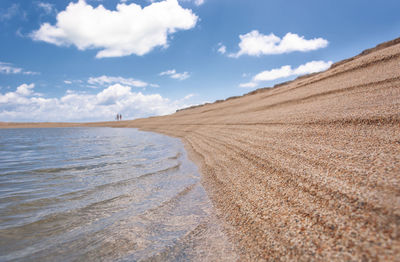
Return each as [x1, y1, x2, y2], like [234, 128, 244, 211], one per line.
[0, 127, 234, 261]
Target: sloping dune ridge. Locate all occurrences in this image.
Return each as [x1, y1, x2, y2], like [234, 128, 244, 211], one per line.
[2, 38, 400, 260]
[122, 39, 400, 260]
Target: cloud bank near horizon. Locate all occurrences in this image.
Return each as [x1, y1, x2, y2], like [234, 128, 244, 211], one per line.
[31, 0, 198, 58]
[0, 83, 195, 122]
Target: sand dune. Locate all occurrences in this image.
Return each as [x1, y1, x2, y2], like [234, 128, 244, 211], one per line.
[2, 39, 400, 260]
[128, 39, 400, 260]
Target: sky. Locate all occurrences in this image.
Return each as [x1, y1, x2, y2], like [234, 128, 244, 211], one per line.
[0, 0, 399, 122]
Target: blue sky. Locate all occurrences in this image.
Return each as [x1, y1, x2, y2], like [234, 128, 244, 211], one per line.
[0, 0, 399, 122]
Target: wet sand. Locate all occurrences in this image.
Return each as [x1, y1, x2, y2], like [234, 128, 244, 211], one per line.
[2, 38, 400, 260]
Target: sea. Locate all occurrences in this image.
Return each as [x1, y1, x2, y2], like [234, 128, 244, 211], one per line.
[0, 127, 234, 261]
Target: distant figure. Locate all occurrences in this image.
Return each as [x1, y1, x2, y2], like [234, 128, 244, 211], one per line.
[116, 114, 120, 121]
[119, 114, 122, 121]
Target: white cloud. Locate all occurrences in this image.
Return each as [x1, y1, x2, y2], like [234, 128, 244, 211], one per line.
[239, 82, 258, 88]
[191, 0, 204, 6]
[16, 83, 35, 96]
[0, 62, 21, 74]
[31, 0, 198, 58]
[88, 75, 154, 88]
[229, 31, 328, 58]
[183, 93, 195, 100]
[159, 69, 175, 76]
[217, 43, 226, 54]
[0, 83, 194, 122]
[292, 60, 332, 75]
[159, 69, 190, 80]
[64, 79, 87, 87]
[0, 4, 19, 21]
[195, 0, 205, 5]
[0, 84, 36, 106]
[0, 62, 39, 75]
[253, 65, 293, 82]
[154, 0, 204, 6]
[37, 2, 55, 14]
[240, 60, 332, 88]
[171, 72, 190, 80]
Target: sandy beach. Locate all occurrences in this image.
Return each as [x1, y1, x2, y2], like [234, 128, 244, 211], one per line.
[2, 38, 400, 260]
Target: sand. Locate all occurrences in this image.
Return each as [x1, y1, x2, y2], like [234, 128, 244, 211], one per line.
[2, 38, 400, 260]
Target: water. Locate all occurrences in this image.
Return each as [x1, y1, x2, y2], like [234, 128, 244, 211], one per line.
[0, 128, 234, 261]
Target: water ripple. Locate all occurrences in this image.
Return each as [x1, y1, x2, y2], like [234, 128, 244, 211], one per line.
[0, 127, 215, 261]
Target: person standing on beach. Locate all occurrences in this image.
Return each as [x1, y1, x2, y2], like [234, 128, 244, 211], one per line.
[119, 114, 122, 121]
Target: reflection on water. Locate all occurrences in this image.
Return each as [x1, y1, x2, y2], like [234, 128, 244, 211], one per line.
[0, 128, 235, 261]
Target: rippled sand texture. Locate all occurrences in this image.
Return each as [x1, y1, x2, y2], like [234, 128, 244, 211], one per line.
[126, 40, 400, 260]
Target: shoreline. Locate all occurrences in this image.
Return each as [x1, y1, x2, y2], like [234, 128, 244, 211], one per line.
[2, 38, 400, 260]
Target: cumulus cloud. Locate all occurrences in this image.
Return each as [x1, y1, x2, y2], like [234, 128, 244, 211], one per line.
[30, 0, 198, 58]
[88, 75, 155, 88]
[16, 83, 35, 96]
[229, 31, 328, 58]
[159, 69, 190, 80]
[0, 83, 195, 122]
[0, 62, 39, 75]
[240, 60, 332, 88]
[0, 84, 38, 106]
